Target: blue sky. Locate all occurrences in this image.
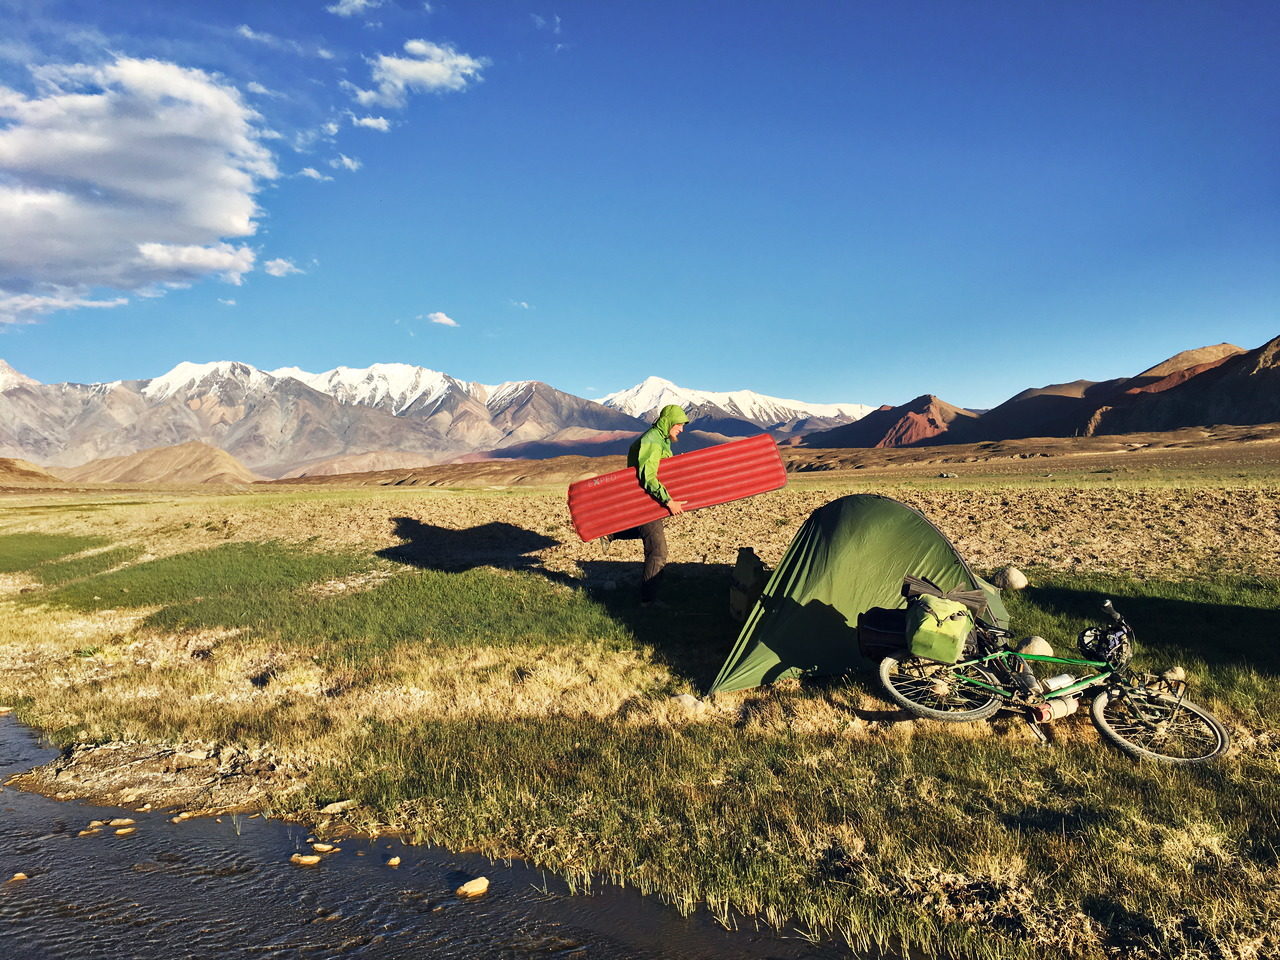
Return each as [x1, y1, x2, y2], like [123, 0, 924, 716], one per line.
[0, 0, 1276, 408]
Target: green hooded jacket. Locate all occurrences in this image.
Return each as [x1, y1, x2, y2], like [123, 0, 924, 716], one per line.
[627, 404, 690, 505]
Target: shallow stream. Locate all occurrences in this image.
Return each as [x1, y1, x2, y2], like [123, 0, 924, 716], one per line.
[0, 717, 860, 959]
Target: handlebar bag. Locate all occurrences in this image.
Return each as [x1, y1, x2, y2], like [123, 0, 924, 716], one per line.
[906, 594, 975, 663]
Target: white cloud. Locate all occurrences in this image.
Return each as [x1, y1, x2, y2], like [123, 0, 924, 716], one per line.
[326, 0, 383, 16]
[331, 153, 362, 171]
[0, 56, 278, 323]
[510, 300, 532, 309]
[218, 298, 237, 306]
[425, 311, 458, 327]
[246, 81, 285, 99]
[531, 13, 563, 35]
[138, 242, 256, 284]
[352, 114, 390, 131]
[235, 24, 330, 59]
[346, 39, 488, 108]
[298, 166, 334, 181]
[264, 258, 304, 277]
[0, 290, 128, 324]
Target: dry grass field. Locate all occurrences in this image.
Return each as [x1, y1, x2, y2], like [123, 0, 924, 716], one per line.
[1, 443, 1278, 959]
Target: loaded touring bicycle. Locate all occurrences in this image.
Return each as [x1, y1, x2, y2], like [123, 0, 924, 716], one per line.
[873, 577, 1230, 763]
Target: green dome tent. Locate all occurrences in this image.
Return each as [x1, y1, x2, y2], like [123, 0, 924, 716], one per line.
[709, 494, 1009, 694]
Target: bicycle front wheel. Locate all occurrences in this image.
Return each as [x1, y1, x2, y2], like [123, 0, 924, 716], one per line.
[1090, 689, 1230, 763]
[879, 653, 1002, 722]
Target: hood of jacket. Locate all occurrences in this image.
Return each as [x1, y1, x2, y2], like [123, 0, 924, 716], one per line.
[653, 404, 690, 438]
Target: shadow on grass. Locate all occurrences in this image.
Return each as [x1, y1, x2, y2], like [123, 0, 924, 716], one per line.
[378, 517, 563, 574]
[999, 804, 1110, 834]
[1022, 581, 1280, 676]
[377, 518, 742, 686]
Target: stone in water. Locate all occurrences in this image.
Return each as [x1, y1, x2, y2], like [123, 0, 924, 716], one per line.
[456, 877, 489, 897]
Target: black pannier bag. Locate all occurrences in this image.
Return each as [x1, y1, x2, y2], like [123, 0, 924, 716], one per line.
[857, 606, 908, 661]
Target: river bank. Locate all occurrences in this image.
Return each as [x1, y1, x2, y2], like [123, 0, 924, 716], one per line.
[0, 716, 860, 959]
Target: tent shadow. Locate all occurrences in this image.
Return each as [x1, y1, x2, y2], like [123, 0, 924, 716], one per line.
[1022, 583, 1280, 676]
[377, 517, 566, 576]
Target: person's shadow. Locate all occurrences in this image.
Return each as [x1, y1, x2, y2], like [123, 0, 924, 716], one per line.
[377, 517, 563, 574]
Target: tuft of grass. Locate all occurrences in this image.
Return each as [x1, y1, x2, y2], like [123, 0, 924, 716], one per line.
[0, 532, 107, 572]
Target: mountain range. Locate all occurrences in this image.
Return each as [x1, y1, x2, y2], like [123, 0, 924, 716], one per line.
[803, 337, 1280, 449]
[3, 335, 1277, 482]
[0, 361, 869, 478]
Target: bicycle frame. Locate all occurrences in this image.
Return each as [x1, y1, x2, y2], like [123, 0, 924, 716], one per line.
[948, 650, 1113, 701]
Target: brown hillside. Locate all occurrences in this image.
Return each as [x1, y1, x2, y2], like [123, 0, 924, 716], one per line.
[52, 441, 263, 484]
[804, 395, 976, 448]
[0, 457, 60, 485]
[1090, 335, 1280, 435]
[280, 450, 443, 479]
[944, 378, 1130, 444]
[1134, 342, 1244, 380]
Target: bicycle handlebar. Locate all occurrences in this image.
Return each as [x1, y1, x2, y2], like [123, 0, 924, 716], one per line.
[1101, 599, 1123, 624]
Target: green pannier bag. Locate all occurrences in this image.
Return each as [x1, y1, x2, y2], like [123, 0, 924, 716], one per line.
[906, 594, 975, 663]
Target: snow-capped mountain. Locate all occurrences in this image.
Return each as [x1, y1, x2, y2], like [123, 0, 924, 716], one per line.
[142, 360, 274, 401]
[0, 359, 872, 478]
[0, 358, 40, 392]
[270, 363, 489, 417]
[0, 359, 643, 477]
[269, 363, 641, 447]
[599, 376, 873, 431]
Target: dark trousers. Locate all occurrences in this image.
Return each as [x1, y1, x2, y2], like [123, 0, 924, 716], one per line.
[613, 517, 667, 602]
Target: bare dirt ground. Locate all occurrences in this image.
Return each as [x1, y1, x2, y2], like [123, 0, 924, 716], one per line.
[4, 477, 1276, 583]
[0, 489, 1276, 590]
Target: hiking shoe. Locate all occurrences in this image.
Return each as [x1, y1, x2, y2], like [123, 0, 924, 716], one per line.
[599, 533, 615, 555]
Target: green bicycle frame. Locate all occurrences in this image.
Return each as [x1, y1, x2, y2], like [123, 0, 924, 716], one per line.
[949, 650, 1113, 699]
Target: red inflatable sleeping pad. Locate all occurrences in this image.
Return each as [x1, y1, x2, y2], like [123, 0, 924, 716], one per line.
[566, 433, 788, 542]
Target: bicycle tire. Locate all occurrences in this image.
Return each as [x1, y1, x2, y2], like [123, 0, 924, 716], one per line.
[878, 653, 1002, 722]
[1090, 689, 1230, 763]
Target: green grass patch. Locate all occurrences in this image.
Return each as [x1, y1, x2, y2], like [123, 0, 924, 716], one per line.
[0, 532, 107, 572]
[151, 566, 634, 663]
[34, 544, 145, 585]
[37, 540, 634, 664]
[300, 709, 1278, 960]
[43, 541, 371, 612]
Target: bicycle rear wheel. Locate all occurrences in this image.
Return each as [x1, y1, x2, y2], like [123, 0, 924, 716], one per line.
[1090, 689, 1229, 763]
[879, 654, 1002, 722]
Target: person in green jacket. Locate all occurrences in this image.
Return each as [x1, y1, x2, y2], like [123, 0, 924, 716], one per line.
[611, 404, 691, 605]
